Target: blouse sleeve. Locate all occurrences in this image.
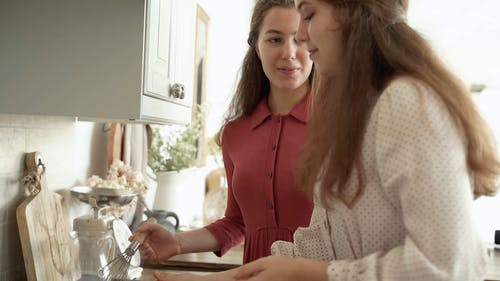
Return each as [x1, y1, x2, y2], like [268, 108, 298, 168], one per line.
[326, 78, 488, 280]
[204, 125, 245, 257]
[271, 204, 335, 261]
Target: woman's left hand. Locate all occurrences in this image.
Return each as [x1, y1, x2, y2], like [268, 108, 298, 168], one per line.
[232, 256, 328, 281]
[152, 256, 328, 281]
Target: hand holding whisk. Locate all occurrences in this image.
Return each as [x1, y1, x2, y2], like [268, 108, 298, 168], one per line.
[98, 218, 157, 281]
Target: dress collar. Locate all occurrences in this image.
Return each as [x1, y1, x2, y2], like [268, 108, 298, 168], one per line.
[250, 93, 309, 129]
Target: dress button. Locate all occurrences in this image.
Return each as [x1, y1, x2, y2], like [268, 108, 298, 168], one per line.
[267, 172, 273, 178]
[268, 203, 274, 209]
[272, 144, 277, 151]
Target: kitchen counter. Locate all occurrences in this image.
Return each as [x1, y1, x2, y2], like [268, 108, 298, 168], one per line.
[137, 244, 500, 281]
[486, 246, 500, 281]
[138, 245, 243, 280]
[145, 244, 243, 272]
[140, 269, 209, 280]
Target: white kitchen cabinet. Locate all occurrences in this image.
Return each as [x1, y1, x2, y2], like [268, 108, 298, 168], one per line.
[144, 0, 196, 123]
[0, 0, 196, 124]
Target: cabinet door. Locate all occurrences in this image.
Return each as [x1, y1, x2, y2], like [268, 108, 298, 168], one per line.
[170, 0, 196, 109]
[0, 0, 196, 124]
[143, 0, 196, 124]
[144, 0, 172, 99]
[0, 0, 145, 121]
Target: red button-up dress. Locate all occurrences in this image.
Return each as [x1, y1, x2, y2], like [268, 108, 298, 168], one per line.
[205, 95, 314, 263]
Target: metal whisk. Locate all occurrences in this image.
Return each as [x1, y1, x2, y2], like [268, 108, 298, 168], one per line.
[98, 218, 156, 281]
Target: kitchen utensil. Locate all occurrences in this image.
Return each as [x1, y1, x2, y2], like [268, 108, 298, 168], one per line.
[17, 152, 80, 281]
[112, 219, 141, 267]
[73, 197, 117, 277]
[70, 185, 138, 208]
[98, 218, 156, 281]
[69, 185, 142, 279]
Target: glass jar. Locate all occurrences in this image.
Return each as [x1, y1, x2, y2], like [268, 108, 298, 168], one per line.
[73, 215, 116, 278]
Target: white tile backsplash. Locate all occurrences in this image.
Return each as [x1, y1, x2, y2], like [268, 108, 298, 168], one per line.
[0, 113, 106, 280]
[0, 128, 25, 175]
[0, 174, 24, 223]
[2, 267, 26, 281]
[24, 115, 76, 129]
[25, 127, 77, 187]
[0, 114, 25, 128]
[0, 221, 24, 272]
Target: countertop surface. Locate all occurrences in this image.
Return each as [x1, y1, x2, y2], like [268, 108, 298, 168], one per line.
[139, 244, 243, 280]
[135, 244, 500, 280]
[145, 244, 243, 272]
[486, 246, 500, 281]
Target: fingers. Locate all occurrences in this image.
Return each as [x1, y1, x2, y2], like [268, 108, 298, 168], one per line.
[139, 243, 154, 258]
[153, 271, 169, 281]
[233, 259, 265, 280]
[138, 220, 161, 232]
[129, 222, 163, 242]
[129, 232, 147, 242]
[138, 242, 160, 264]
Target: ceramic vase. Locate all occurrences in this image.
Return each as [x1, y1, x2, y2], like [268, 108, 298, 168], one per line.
[153, 167, 205, 228]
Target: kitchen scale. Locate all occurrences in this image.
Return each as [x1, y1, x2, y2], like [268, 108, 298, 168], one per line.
[70, 186, 142, 280]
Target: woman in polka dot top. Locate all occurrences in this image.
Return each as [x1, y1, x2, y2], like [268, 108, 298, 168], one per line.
[229, 0, 500, 281]
[151, 0, 500, 280]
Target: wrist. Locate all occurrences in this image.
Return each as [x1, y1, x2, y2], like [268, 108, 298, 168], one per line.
[173, 233, 183, 255]
[294, 258, 328, 281]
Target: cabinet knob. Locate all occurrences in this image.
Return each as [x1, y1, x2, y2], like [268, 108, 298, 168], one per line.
[169, 83, 185, 99]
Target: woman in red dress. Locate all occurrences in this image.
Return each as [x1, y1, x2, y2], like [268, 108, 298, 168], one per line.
[135, 0, 314, 266]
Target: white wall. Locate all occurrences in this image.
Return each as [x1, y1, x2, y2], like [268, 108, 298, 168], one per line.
[409, 1, 500, 244]
[408, 0, 500, 87]
[196, 0, 254, 138]
[0, 115, 107, 279]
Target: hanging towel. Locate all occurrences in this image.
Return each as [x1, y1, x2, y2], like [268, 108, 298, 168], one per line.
[107, 123, 123, 166]
[118, 124, 157, 230]
[122, 124, 148, 173]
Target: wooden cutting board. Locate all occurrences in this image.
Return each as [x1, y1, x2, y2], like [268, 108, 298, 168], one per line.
[146, 244, 243, 271]
[16, 152, 80, 281]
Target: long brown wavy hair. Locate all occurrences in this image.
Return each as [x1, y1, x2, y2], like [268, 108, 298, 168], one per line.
[298, 0, 500, 207]
[216, 0, 313, 145]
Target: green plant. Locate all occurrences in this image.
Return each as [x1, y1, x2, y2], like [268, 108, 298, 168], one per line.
[148, 106, 205, 172]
